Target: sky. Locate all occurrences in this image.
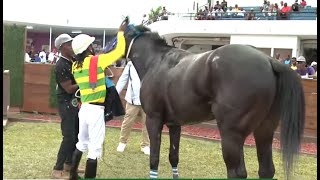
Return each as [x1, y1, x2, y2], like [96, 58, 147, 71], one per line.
[4, 0, 317, 28]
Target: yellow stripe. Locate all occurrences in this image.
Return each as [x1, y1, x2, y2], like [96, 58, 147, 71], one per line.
[80, 85, 106, 96]
[82, 97, 105, 104]
[76, 73, 105, 84]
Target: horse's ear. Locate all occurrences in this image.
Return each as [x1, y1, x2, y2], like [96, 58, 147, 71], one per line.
[135, 25, 151, 33]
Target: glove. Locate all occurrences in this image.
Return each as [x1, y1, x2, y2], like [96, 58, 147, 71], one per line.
[119, 16, 129, 32]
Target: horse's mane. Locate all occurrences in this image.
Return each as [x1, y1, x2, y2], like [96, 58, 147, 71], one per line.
[134, 25, 169, 47]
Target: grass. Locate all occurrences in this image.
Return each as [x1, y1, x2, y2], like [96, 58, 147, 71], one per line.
[3, 122, 317, 179]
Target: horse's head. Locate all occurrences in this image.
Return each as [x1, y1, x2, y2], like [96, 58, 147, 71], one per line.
[125, 24, 171, 73]
[123, 24, 151, 59]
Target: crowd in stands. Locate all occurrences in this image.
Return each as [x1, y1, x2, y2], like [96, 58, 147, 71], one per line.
[195, 0, 314, 20]
[25, 48, 60, 64]
[275, 53, 317, 79]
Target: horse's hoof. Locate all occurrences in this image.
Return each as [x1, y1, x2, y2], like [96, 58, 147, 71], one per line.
[173, 174, 179, 179]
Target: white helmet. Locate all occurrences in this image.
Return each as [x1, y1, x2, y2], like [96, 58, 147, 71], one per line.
[72, 34, 95, 55]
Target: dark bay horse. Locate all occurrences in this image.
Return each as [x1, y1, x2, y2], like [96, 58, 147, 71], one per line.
[123, 25, 305, 179]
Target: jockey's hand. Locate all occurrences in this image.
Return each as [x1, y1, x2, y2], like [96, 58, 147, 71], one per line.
[119, 17, 129, 32]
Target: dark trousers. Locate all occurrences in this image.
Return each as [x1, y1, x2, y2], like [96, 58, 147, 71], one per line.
[53, 99, 79, 170]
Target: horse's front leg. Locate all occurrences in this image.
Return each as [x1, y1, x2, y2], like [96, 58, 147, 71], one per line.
[146, 115, 163, 179]
[167, 124, 181, 179]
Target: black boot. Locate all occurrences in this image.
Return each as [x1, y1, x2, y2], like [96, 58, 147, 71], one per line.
[69, 149, 83, 180]
[84, 158, 98, 178]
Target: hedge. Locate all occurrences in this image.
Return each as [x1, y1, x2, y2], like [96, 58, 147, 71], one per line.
[3, 25, 25, 107]
[49, 66, 58, 108]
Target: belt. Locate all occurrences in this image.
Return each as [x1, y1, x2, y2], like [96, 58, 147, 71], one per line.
[89, 102, 105, 106]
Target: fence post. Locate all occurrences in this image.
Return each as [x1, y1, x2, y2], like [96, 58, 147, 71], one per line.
[3, 70, 10, 125]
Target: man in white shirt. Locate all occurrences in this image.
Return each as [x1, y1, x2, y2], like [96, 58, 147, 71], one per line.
[39, 49, 47, 63]
[24, 52, 31, 62]
[115, 61, 150, 155]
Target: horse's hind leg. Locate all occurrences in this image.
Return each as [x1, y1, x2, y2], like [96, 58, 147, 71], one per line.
[253, 117, 279, 178]
[213, 104, 249, 178]
[219, 127, 247, 178]
[167, 124, 181, 179]
[146, 116, 164, 179]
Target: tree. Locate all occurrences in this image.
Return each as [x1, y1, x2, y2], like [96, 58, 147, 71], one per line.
[148, 6, 162, 24]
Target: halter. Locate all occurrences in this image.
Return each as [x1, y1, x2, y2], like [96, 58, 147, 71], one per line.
[125, 33, 142, 60]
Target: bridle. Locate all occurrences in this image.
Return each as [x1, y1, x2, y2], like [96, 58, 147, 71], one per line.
[125, 32, 143, 61]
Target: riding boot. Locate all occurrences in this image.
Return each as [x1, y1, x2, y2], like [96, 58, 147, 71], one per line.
[84, 158, 98, 178]
[69, 149, 83, 180]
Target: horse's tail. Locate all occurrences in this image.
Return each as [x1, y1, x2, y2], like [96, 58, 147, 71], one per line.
[269, 59, 305, 180]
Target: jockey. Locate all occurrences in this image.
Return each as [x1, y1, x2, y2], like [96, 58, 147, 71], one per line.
[68, 18, 128, 180]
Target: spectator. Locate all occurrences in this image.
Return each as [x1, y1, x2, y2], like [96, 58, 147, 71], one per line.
[268, 3, 275, 16]
[295, 56, 315, 77]
[246, 8, 256, 20]
[48, 49, 58, 64]
[275, 53, 282, 62]
[226, 6, 234, 16]
[283, 54, 291, 66]
[234, 4, 239, 12]
[25, 51, 31, 62]
[292, 0, 300, 12]
[237, 7, 246, 17]
[196, 9, 205, 20]
[160, 6, 168, 20]
[203, 6, 209, 18]
[273, 3, 281, 19]
[39, 48, 47, 63]
[280, 1, 284, 9]
[34, 54, 42, 62]
[262, 0, 270, 16]
[300, 0, 307, 8]
[207, 6, 215, 20]
[115, 61, 150, 155]
[221, 0, 228, 12]
[214, 1, 222, 10]
[280, 3, 291, 19]
[311, 61, 317, 72]
[291, 57, 298, 70]
[215, 6, 224, 18]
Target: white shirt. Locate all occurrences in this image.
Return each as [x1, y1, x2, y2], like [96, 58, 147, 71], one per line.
[24, 53, 31, 62]
[48, 52, 55, 61]
[116, 61, 142, 105]
[215, 9, 224, 16]
[39, 51, 47, 62]
[238, 10, 245, 17]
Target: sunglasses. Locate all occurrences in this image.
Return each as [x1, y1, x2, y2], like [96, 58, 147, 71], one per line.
[297, 61, 305, 64]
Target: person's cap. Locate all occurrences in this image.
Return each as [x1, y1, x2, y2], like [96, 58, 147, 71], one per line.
[55, 34, 73, 49]
[297, 56, 306, 62]
[311, 61, 317, 66]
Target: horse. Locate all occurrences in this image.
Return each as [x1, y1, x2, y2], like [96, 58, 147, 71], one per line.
[122, 25, 305, 179]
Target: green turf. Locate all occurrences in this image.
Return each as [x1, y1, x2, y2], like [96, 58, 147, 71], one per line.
[3, 122, 317, 179]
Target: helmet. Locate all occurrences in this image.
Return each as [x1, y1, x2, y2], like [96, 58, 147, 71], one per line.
[55, 34, 73, 49]
[72, 34, 95, 55]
